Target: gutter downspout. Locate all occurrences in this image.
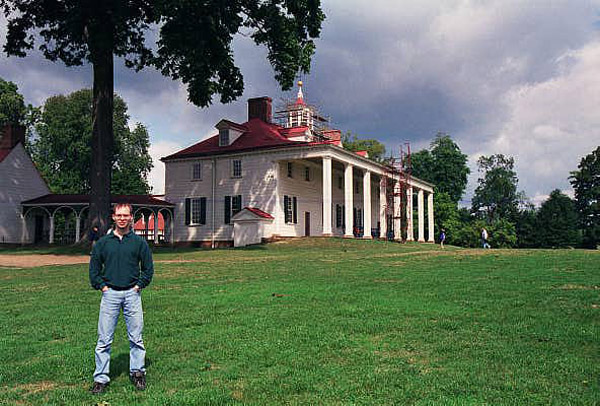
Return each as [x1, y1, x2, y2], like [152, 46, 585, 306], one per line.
[211, 157, 216, 249]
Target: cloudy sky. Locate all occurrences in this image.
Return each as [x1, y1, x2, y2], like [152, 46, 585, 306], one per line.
[1, 0, 599, 205]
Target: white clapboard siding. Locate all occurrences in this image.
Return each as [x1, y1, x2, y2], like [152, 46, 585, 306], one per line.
[165, 152, 278, 242]
[165, 148, 384, 242]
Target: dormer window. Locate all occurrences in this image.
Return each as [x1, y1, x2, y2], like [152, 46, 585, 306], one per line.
[219, 129, 229, 146]
[216, 119, 246, 147]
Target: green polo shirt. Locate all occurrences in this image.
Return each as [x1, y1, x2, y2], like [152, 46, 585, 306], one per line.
[89, 229, 154, 290]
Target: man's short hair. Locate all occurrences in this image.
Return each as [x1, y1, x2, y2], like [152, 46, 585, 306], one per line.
[113, 202, 133, 215]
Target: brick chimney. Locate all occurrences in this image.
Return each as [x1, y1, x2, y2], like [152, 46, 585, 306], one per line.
[248, 97, 272, 123]
[0, 125, 26, 149]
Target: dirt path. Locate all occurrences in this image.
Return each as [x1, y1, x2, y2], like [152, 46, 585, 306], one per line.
[0, 254, 91, 268]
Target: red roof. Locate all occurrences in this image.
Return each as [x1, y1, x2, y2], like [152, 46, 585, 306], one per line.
[0, 148, 11, 163]
[22, 194, 174, 206]
[134, 212, 165, 231]
[162, 118, 315, 161]
[280, 126, 309, 138]
[244, 207, 274, 219]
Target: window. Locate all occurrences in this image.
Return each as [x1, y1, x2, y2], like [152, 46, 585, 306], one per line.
[304, 166, 311, 181]
[184, 197, 206, 225]
[353, 207, 363, 228]
[354, 180, 361, 194]
[219, 129, 229, 146]
[337, 176, 343, 190]
[287, 162, 293, 178]
[284, 195, 298, 224]
[336, 204, 346, 228]
[232, 159, 242, 178]
[191, 163, 202, 180]
[224, 195, 242, 224]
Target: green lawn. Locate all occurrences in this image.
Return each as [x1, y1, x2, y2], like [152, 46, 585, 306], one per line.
[1, 239, 598, 405]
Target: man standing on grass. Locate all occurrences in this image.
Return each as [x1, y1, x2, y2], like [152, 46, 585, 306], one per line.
[89, 202, 154, 394]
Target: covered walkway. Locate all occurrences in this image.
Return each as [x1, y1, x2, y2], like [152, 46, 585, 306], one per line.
[20, 194, 175, 245]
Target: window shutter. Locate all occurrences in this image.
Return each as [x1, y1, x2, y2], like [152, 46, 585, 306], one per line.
[200, 197, 207, 225]
[293, 197, 298, 224]
[233, 195, 242, 215]
[224, 196, 231, 224]
[284, 196, 290, 223]
[185, 198, 191, 225]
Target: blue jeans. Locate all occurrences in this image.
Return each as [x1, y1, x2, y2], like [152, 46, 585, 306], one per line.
[94, 288, 146, 384]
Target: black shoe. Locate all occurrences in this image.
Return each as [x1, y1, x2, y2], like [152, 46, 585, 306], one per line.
[130, 371, 146, 391]
[90, 381, 108, 394]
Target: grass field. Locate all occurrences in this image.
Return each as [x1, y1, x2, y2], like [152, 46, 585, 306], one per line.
[1, 239, 598, 405]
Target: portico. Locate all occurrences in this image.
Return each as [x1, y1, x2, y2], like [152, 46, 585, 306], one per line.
[316, 149, 434, 242]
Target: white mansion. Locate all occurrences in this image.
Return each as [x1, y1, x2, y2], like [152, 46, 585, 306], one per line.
[162, 84, 435, 247]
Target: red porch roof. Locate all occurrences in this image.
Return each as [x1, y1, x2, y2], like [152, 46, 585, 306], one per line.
[22, 194, 174, 207]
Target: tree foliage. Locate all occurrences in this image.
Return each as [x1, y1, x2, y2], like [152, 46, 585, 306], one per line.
[342, 132, 386, 162]
[570, 146, 600, 248]
[472, 154, 523, 222]
[0, 76, 40, 149]
[449, 218, 516, 248]
[31, 89, 152, 195]
[514, 203, 538, 248]
[410, 134, 470, 203]
[431, 191, 460, 240]
[536, 189, 580, 248]
[2, 0, 324, 233]
[0, 77, 27, 126]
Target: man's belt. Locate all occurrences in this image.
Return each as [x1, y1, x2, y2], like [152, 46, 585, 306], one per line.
[107, 284, 135, 291]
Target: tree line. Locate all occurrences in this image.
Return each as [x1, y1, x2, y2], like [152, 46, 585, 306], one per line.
[344, 132, 599, 249]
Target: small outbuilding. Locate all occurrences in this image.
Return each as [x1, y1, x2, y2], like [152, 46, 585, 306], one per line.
[232, 207, 274, 247]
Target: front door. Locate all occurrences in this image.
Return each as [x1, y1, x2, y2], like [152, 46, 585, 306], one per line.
[304, 212, 310, 236]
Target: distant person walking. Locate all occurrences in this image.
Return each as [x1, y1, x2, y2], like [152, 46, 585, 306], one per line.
[88, 225, 99, 253]
[481, 228, 491, 249]
[89, 203, 154, 394]
[439, 229, 446, 249]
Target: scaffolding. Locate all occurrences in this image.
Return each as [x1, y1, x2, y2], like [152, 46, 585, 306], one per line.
[272, 81, 332, 141]
[381, 142, 411, 241]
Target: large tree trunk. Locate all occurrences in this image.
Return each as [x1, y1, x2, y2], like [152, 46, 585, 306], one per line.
[89, 45, 114, 234]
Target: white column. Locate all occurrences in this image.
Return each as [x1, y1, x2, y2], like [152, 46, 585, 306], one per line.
[154, 211, 160, 243]
[49, 215, 55, 244]
[406, 186, 414, 241]
[75, 215, 81, 243]
[379, 177, 387, 239]
[322, 157, 333, 236]
[428, 192, 435, 243]
[144, 213, 149, 241]
[393, 182, 402, 240]
[418, 189, 425, 242]
[167, 211, 174, 244]
[344, 163, 354, 237]
[363, 170, 372, 239]
[21, 213, 28, 245]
